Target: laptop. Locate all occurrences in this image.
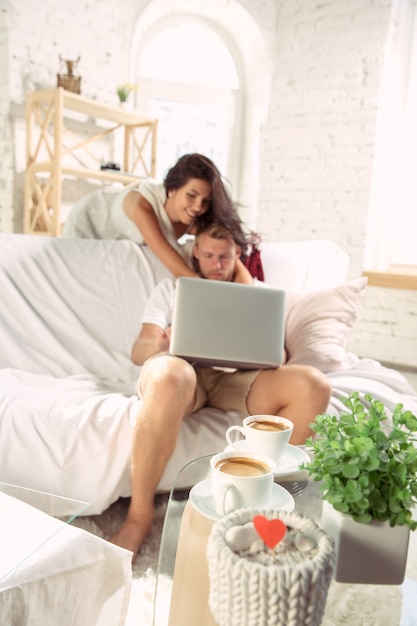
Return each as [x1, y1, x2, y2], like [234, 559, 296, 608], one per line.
[169, 277, 286, 369]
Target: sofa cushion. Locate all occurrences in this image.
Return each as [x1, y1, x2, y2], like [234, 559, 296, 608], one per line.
[0, 235, 154, 386]
[285, 277, 367, 372]
[261, 240, 350, 291]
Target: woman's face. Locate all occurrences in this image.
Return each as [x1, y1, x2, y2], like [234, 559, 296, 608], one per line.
[167, 178, 211, 224]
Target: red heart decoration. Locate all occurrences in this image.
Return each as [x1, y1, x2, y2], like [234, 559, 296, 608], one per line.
[253, 515, 287, 549]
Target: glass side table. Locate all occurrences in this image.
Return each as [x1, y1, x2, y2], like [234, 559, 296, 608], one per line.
[152, 451, 321, 626]
[153, 452, 417, 626]
[0, 481, 89, 581]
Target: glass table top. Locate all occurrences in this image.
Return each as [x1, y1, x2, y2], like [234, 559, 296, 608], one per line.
[152, 451, 322, 625]
[0, 482, 89, 581]
[152, 450, 417, 626]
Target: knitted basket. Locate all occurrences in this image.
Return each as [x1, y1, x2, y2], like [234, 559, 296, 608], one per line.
[207, 508, 335, 626]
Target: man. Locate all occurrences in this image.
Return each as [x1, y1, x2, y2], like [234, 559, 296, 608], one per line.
[111, 222, 331, 561]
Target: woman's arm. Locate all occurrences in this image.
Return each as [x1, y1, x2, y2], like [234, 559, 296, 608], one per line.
[131, 323, 172, 365]
[234, 258, 254, 284]
[124, 191, 198, 278]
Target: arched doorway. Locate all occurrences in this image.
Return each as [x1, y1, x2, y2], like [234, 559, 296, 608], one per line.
[130, 1, 271, 228]
[137, 22, 240, 189]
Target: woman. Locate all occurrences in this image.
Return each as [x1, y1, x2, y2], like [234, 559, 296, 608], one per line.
[62, 153, 253, 283]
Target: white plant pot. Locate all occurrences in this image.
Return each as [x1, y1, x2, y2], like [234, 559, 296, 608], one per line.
[320, 500, 410, 584]
[119, 101, 133, 111]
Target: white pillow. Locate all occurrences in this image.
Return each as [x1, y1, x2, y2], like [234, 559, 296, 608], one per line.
[285, 277, 367, 372]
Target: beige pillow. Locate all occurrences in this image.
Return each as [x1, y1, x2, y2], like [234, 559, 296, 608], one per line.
[285, 277, 367, 372]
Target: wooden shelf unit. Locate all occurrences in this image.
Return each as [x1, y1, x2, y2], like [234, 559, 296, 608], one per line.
[24, 87, 158, 236]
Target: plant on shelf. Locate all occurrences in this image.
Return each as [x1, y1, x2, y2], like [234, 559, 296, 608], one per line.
[305, 391, 417, 529]
[116, 82, 138, 103]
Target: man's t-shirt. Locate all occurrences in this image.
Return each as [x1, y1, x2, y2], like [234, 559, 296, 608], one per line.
[141, 277, 176, 330]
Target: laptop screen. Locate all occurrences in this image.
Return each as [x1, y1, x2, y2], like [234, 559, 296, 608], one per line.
[169, 277, 286, 369]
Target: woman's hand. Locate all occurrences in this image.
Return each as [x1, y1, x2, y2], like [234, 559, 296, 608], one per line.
[124, 191, 199, 278]
[234, 258, 254, 284]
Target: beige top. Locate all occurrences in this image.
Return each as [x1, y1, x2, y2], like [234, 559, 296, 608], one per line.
[61, 180, 194, 264]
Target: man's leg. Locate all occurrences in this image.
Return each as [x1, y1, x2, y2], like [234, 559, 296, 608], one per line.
[246, 364, 331, 444]
[110, 355, 197, 562]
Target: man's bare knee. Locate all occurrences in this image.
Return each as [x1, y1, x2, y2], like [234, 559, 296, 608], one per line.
[300, 366, 331, 408]
[140, 355, 196, 400]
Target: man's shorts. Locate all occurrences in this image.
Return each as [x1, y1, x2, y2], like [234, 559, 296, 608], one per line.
[138, 354, 259, 416]
[193, 366, 260, 416]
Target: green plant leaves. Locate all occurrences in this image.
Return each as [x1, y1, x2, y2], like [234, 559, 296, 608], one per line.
[342, 464, 360, 479]
[304, 392, 417, 530]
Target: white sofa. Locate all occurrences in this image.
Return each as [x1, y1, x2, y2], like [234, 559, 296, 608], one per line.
[0, 233, 416, 515]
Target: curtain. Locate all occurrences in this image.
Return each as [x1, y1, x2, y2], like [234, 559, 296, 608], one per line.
[365, 0, 417, 271]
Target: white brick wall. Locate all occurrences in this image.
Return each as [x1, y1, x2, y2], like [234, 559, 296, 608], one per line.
[255, 0, 417, 369]
[348, 286, 417, 367]
[258, 0, 391, 271]
[0, 0, 416, 370]
[0, 2, 14, 231]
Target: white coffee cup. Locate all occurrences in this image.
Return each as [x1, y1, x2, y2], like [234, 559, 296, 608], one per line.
[210, 450, 277, 517]
[225, 415, 294, 463]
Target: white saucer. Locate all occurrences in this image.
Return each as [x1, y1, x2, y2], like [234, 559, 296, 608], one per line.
[189, 479, 295, 522]
[224, 441, 310, 477]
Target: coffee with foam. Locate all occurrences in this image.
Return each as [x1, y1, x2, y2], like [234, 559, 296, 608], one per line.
[215, 456, 270, 477]
[226, 415, 294, 462]
[210, 451, 276, 516]
[248, 420, 290, 432]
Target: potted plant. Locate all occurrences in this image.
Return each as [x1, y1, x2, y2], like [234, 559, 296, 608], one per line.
[304, 391, 417, 584]
[116, 83, 138, 107]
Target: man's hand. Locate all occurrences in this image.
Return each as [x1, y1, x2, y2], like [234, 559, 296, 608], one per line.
[131, 324, 172, 365]
[156, 327, 171, 353]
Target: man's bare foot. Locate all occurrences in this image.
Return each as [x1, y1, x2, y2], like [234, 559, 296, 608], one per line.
[110, 514, 153, 564]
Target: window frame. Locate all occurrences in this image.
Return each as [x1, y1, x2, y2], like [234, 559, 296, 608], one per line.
[364, 0, 417, 289]
[135, 77, 242, 190]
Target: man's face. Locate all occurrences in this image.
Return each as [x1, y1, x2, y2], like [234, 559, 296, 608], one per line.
[193, 233, 241, 281]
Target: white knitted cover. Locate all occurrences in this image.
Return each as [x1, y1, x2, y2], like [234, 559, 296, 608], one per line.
[207, 509, 335, 626]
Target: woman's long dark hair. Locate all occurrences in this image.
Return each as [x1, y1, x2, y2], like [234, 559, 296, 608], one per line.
[164, 153, 248, 252]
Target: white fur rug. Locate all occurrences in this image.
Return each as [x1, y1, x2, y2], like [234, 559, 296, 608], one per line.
[73, 496, 417, 626]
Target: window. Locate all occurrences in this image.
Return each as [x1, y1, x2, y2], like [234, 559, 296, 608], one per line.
[365, 0, 417, 288]
[136, 23, 241, 186]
